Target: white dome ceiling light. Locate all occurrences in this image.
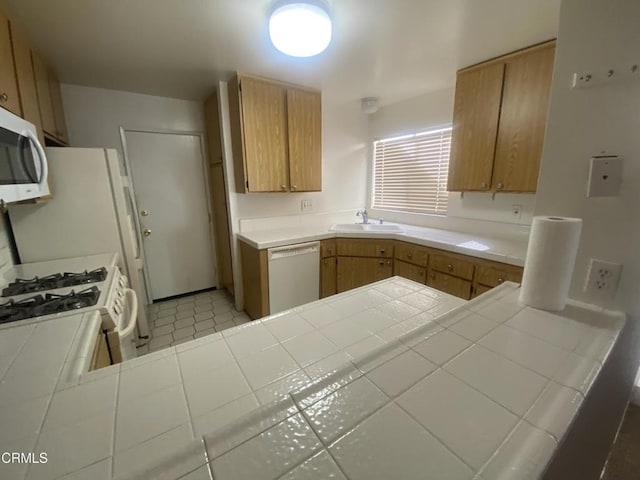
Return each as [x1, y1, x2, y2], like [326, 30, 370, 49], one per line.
[269, 1, 332, 57]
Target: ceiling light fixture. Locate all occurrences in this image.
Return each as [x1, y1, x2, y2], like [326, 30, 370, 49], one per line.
[269, 1, 332, 57]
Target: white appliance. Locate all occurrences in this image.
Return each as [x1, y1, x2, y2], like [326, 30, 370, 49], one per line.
[0, 252, 139, 361]
[8, 147, 150, 339]
[0, 107, 49, 203]
[268, 241, 320, 315]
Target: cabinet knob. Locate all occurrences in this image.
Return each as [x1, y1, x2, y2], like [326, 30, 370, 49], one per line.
[0, 93, 7, 102]
[407, 253, 412, 259]
[379, 261, 385, 266]
[447, 264, 453, 271]
[380, 249, 385, 255]
[496, 182, 504, 190]
[497, 278, 504, 284]
[291, 185, 297, 191]
[323, 259, 328, 265]
[480, 182, 487, 189]
[281, 185, 287, 191]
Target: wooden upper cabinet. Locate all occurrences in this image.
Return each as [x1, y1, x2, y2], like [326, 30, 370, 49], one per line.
[229, 73, 322, 193]
[0, 9, 21, 116]
[448, 62, 504, 192]
[287, 88, 322, 192]
[32, 51, 56, 136]
[492, 43, 555, 192]
[48, 69, 68, 144]
[448, 40, 555, 193]
[9, 22, 44, 143]
[240, 77, 289, 192]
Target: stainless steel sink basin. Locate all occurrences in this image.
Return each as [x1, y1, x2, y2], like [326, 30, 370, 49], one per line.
[329, 223, 404, 233]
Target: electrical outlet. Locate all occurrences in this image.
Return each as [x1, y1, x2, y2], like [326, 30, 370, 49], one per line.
[584, 258, 622, 299]
[511, 204, 523, 219]
[300, 199, 313, 212]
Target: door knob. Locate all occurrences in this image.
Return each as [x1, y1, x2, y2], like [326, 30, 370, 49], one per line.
[143, 229, 152, 237]
[140, 210, 149, 217]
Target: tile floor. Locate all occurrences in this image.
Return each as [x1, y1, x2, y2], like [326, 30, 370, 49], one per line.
[138, 289, 251, 355]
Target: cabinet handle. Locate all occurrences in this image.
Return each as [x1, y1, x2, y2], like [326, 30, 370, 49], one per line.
[387, 260, 391, 265]
[497, 278, 504, 284]
[407, 253, 412, 259]
[480, 182, 487, 189]
[380, 249, 385, 255]
[447, 264, 453, 271]
[323, 259, 328, 265]
[281, 185, 287, 191]
[291, 185, 297, 191]
[379, 261, 385, 266]
[496, 182, 504, 190]
[0, 93, 8, 102]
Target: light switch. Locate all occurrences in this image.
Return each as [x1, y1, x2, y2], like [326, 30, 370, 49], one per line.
[587, 155, 622, 197]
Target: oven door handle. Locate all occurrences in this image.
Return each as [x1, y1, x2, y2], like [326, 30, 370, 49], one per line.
[119, 288, 138, 338]
[26, 129, 48, 188]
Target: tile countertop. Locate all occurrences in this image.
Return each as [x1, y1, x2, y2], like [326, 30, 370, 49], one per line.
[0, 277, 626, 480]
[236, 222, 529, 266]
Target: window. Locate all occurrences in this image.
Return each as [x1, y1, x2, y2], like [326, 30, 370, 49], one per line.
[372, 126, 451, 216]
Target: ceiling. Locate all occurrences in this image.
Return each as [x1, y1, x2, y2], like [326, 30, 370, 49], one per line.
[1, 0, 561, 105]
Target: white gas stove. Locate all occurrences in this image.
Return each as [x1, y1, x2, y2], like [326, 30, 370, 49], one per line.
[0, 252, 141, 361]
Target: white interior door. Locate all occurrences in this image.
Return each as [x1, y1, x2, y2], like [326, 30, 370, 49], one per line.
[125, 130, 217, 300]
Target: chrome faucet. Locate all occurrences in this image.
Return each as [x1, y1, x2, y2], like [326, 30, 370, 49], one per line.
[356, 209, 369, 224]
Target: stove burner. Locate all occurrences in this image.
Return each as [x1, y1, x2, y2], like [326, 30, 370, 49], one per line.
[2, 267, 108, 297]
[0, 287, 101, 325]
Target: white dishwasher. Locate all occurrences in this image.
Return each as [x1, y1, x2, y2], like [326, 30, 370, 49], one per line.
[268, 241, 320, 315]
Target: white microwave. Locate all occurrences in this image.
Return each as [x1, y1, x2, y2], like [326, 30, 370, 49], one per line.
[0, 108, 49, 203]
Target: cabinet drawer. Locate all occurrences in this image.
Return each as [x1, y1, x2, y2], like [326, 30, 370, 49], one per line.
[336, 239, 394, 258]
[394, 242, 429, 267]
[320, 239, 337, 258]
[394, 260, 427, 285]
[427, 270, 472, 300]
[336, 257, 393, 293]
[430, 252, 475, 280]
[476, 264, 523, 287]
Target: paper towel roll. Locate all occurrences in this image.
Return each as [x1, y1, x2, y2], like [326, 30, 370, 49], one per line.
[519, 216, 582, 311]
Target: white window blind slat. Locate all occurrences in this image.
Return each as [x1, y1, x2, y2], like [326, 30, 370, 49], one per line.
[372, 126, 451, 216]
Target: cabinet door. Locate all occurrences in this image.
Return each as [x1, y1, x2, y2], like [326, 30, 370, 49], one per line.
[32, 51, 56, 136]
[48, 69, 68, 144]
[492, 44, 555, 192]
[287, 88, 321, 192]
[240, 77, 289, 192]
[336, 257, 393, 293]
[9, 23, 43, 143]
[394, 260, 427, 285]
[475, 263, 523, 288]
[320, 257, 337, 298]
[427, 270, 472, 299]
[448, 62, 504, 191]
[320, 239, 336, 258]
[0, 9, 20, 115]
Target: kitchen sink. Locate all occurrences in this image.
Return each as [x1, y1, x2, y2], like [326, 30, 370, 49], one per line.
[329, 223, 404, 233]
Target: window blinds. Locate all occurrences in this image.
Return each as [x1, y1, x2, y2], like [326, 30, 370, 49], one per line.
[372, 126, 451, 216]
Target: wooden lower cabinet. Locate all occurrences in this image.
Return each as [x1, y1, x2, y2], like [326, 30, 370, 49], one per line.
[427, 270, 473, 300]
[336, 257, 393, 293]
[473, 284, 492, 298]
[239, 240, 269, 320]
[320, 256, 337, 298]
[394, 260, 427, 285]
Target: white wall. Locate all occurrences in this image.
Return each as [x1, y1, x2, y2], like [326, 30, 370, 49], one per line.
[232, 98, 369, 220]
[367, 87, 536, 227]
[61, 84, 205, 171]
[535, 0, 640, 315]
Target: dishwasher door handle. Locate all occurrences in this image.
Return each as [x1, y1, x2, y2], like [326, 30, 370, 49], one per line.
[268, 241, 320, 261]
